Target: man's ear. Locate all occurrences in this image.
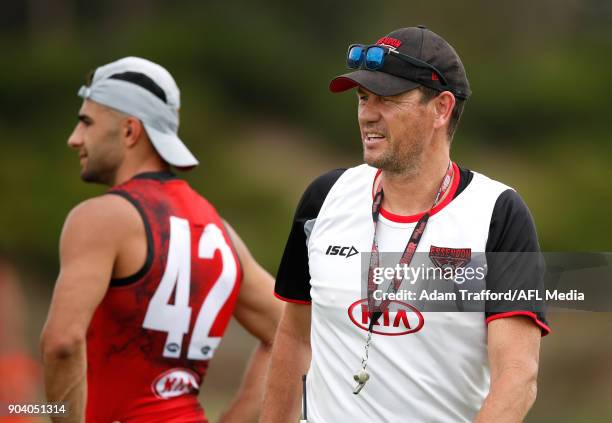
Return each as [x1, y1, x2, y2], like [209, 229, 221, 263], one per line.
[123, 117, 143, 148]
[432, 91, 456, 131]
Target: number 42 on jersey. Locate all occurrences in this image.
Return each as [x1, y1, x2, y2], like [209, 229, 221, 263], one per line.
[143, 216, 237, 361]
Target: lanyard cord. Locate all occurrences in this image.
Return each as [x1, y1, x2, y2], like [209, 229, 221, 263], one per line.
[366, 162, 454, 331]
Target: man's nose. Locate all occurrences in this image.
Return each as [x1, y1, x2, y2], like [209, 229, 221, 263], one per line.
[358, 98, 382, 125]
[67, 125, 83, 149]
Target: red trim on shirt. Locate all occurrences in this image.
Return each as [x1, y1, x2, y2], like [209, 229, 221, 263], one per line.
[373, 162, 461, 223]
[274, 291, 312, 305]
[486, 311, 551, 337]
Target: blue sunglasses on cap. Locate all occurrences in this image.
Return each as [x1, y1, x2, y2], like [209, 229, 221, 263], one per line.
[347, 44, 449, 88]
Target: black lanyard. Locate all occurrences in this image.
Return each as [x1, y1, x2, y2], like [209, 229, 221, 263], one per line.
[366, 162, 454, 331]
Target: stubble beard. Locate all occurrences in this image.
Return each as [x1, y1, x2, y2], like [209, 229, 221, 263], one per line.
[365, 137, 424, 177]
[80, 146, 122, 186]
[81, 161, 118, 185]
[80, 125, 124, 185]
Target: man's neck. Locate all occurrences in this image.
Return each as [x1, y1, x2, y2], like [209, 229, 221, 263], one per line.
[379, 154, 453, 217]
[112, 160, 170, 186]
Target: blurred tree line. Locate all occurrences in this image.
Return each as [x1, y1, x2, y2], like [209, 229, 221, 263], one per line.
[1, 2, 611, 422]
[1, 0, 611, 275]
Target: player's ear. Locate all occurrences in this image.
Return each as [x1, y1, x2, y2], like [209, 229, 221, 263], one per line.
[432, 91, 455, 131]
[123, 117, 143, 148]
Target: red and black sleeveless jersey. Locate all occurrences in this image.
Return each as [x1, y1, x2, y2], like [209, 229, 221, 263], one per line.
[86, 172, 242, 423]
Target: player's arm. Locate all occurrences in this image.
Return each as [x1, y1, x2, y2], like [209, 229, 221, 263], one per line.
[218, 222, 283, 423]
[260, 302, 311, 423]
[474, 316, 541, 423]
[40, 195, 138, 422]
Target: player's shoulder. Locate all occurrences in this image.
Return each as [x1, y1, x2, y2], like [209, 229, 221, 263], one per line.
[63, 194, 142, 238]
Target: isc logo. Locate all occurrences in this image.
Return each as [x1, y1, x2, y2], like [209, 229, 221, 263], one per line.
[325, 245, 359, 258]
[347, 299, 425, 336]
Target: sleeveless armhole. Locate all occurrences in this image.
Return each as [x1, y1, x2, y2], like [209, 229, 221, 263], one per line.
[107, 191, 155, 287]
[221, 221, 245, 286]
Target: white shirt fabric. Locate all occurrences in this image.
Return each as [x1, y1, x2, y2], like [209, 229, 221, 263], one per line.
[304, 164, 510, 422]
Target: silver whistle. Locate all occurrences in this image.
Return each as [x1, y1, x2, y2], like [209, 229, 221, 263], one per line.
[352, 369, 370, 394]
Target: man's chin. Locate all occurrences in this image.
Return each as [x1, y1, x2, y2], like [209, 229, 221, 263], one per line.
[80, 169, 107, 185]
[364, 152, 388, 169]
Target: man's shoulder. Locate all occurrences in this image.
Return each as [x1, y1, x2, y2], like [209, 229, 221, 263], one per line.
[68, 194, 140, 219]
[297, 164, 375, 215]
[452, 166, 537, 231]
[304, 164, 375, 196]
[466, 168, 514, 194]
[63, 195, 142, 242]
[306, 168, 348, 193]
[458, 168, 540, 250]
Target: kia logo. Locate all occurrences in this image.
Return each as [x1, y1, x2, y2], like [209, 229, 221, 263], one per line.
[151, 368, 200, 399]
[347, 299, 424, 336]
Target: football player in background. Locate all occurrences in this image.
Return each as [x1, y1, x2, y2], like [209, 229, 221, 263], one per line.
[41, 57, 281, 423]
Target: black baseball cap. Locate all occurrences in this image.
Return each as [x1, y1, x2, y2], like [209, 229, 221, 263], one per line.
[330, 26, 471, 99]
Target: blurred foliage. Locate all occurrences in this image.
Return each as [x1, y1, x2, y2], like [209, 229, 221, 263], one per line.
[1, 0, 610, 272]
[0, 1, 611, 420]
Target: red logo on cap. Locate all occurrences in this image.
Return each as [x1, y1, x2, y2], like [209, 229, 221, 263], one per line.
[431, 72, 439, 81]
[376, 37, 402, 49]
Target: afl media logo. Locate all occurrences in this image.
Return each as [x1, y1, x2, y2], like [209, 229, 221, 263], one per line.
[152, 368, 200, 399]
[347, 299, 424, 336]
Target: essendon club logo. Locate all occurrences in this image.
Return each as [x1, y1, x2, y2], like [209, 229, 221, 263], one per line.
[347, 299, 424, 336]
[429, 245, 471, 270]
[376, 36, 402, 49]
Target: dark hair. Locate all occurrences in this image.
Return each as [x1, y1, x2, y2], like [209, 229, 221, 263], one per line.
[418, 86, 466, 141]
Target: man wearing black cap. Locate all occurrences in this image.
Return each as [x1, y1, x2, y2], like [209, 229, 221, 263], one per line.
[263, 27, 548, 422]
[41, 57, 282, 422]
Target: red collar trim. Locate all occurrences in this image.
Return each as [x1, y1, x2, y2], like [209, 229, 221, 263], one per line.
[372, 162, 460, 223]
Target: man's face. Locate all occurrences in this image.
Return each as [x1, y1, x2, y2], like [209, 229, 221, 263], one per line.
[357, 87, 435, 175]
[67, 100, 125, 185]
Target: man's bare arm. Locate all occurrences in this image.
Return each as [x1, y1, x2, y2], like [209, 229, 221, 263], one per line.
[474, 316, 542, 423]
[218, 222, 283, 423]
[40, 195, 141, 422]
[260, 303, 311, 423]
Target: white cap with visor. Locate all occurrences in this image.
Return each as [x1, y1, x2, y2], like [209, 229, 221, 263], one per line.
[77, 56, 198, 168]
